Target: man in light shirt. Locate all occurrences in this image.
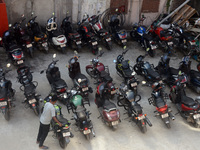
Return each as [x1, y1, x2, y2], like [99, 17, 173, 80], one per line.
[36, 95, 62, 149]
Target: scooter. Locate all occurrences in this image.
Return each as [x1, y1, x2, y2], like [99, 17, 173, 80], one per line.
[13, 15, 35, 58]
[88, 14, 112, 50]
[148, 81, 175, 128]
[117, 83, 152, 133]
[95, 82, 120, 130]
[114, 49, 138, 93]
[46, 13, 67, 53]
[61, 15, 82, 51]
[43, 95, 73, 148]
[77, 14, 99, 55]
[66, 89, 95, 140]
[40, 54, 68, 104]
[169, 74, 200, 128]
[0, 64, 15, 121]
[134, 55, 161, 83]
[0, 27, 25, 65]
[68, 52, 93, 103]
[130, 16, 157, 57]
[17, 65, 40, 116]
[27, 13, 49, 53]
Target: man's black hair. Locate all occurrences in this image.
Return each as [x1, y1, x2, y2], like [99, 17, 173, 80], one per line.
[51, 95, 58, 102]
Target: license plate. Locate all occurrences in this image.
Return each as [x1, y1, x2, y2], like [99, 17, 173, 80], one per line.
[111, 90, 116, 95]
[0, 101, 7, 106]
[168, 42, 173, 45]
[76, 41, 82, 45]
[138, 115, 145, 120]
[82, 87, 88, 92]
[17, 60, 23, 64]
[63, 132, 71, 137]
[111, 120, 119, 126]
[29, 99, 37, 104]
[190, 42, 196, 45]
[161, 113, 169, 118]
[60, 44, 66, 48]
[83, 129, 91, 134]
[193, 114, 200, 119]
[92, 41, 98, 45]
[106, 38, 111, 42]
[122, 39, 127, 43]
[26, 44, 32, 48]
[131, 82, 137, 87]
[151, 45, 157, 49]
[42, 42, 47, 46]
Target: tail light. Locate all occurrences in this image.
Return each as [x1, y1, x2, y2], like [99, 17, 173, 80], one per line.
[0, 98, 5, 101]
[156, 104, 168, 113]
[57, 88, 66, 93]
[105, 112, 112, 120]
[84, 127, 88, 130]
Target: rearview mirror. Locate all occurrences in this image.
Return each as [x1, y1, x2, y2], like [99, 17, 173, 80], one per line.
[40, 70, 44, 74]
[52, 12, 55, 16]
[74, 50, 78, 55]
[53, 53, 56, 58]
[113, 60, 117, 63]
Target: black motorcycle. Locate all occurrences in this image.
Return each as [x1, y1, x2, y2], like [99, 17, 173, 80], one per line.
[61, 15, 82, 51]
[41, 54, 68, 104]
[117, 83, 152, 133]
[68, 53, 93, 103]
[134, 55, 161, 83]
[0, 64, 15, 120]
[17, 65, 41, 116]
[148, 81, 175, 128]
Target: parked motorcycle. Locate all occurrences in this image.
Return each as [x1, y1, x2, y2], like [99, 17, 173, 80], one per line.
[43, 95, 73, 148]
[0, 26, 25, 65]
[95, 82, 120, 130]
[130, 16, 157, 57]
[27, 13, 49, 53]
[13, 15, 34, 58]
[134, 55, 161, 83]
[61, 15, 82, 51]
[77, 14, 99, 55]
[40, 54, 68, 104]
[117, 83, 152, 133]
[148, 81, 175, 128]
[46, 13, 67, 53]
[88, 14, 112, 50]
[149, 21, 174, 54]
[66, 89, 95, 140]
[169, 74, 200, 128]
[108, 14, 127, 47]
[0, 64, 15, 120]
[17, 65, 40, 116]
[68, 52, 93, 104]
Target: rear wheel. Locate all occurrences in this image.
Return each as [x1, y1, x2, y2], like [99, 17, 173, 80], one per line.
[59, 136, 66, 149]
[197, 63, 200, 72]
[141, 125, 147, 133]
[4, 108, 10, 121]
[61, 47, 66, 54]
[29, 48, 34, 58]
[33, 106, 39, 116]
[106, 41, 112, 50]
[130, 31, 136, 40]
[166, 123, 171, 129]
[85, 134, 90, 140]
[133, 65, 141, 75]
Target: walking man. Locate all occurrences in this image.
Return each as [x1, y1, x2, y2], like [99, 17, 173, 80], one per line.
[36, 95, 62, 149]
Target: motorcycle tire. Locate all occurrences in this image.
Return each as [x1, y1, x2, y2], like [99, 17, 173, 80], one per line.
[86, 68, 97, 78]
[44, 46, 49, 54]
[59, 136, 67, 149]
[133, 65, 141, 75]
[33, 106, 39, 116]
[112, 125, 118, 131]
[29, 47, 34, 58]
[197, 63, 200, 72]
[106, 41, 112, 50]
[61, 47, 66, 54]
[140, 125, 147, 134]
[166, 123, 171, 129]
[130, 31, 136, 40]
[4, 108, 10, 121]
[85, 134, 90, 140]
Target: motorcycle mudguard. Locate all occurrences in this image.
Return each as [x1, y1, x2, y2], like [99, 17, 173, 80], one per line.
[86, 65, 93, 70]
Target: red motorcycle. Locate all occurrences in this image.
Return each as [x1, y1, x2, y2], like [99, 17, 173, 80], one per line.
[95, 82, 120, 130]
[86, 52, 116, 98]
[149, 22, 174, 54]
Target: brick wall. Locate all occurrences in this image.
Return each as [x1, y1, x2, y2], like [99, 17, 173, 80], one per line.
[141, 0, 160, 13]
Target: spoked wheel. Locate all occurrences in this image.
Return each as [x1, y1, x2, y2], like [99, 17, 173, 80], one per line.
[86, 68, 97, 78]
[59, 136, 67, 149]
[4, 108, 10, 121]
[85, 134, 90, 140]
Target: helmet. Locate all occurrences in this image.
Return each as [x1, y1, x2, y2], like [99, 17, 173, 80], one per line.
[117, 55, 123, 63]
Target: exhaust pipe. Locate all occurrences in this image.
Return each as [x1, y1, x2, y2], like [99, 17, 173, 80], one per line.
[169, 112, 175, 120]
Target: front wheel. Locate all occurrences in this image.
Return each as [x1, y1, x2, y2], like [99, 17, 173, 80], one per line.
[28, 47, 34, 58]
[61, 47, 66, 54]
[59, 136, 67, 149]
[4, 108, 10, 121]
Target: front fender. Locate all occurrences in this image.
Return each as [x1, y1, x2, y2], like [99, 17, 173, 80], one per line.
[86, 65, 93, 70]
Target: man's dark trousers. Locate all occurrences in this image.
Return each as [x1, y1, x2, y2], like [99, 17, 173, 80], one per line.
[37, 122, 50, 147]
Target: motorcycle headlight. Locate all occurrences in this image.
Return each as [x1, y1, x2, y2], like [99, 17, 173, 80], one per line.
[63, 93, 67, 98]
[78, 78, 82, 83]
[131, 71, 136, 76]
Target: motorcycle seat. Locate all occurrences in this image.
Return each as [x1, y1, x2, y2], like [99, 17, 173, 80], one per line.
[122, 60, 133, 77]
[24, 82, 36, 96]
[170, 67, 179, 75]
[155, 97, 165, 108]
[75, 106, 87, 120]
[181, 95, 196, 107]
[100, 71, 112, 82]
[131, 102, 143, 114]
[9, 44, 20, 51]
[147, 69, 160, 80]
[103, 100, 116, 111]
[51, 30, 63, 37]
[190, 70, 200, 78]
[57, 116, 69, 124]
[53, 79, 67, 89]
[74, 73, 88, 83]
[21, 35, 30, 41]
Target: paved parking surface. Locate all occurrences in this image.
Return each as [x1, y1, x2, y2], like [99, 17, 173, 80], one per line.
[0, 39, 200, 150]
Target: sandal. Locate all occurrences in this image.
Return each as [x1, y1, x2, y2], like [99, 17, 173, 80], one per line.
[39, 145, 49, 149]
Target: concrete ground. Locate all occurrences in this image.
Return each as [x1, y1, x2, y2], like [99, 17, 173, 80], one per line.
[0, 39, 200, 150]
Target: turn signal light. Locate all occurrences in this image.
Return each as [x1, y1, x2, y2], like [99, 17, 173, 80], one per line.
[135, 117, 138, 120]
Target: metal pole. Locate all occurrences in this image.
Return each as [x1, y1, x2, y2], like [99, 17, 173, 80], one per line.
[157, 0, 190, 26]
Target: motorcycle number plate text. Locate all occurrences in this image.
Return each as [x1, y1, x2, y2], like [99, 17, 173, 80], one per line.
[29, 99, 37, 104]
[131, 82, 137, 87]
[26, 44, 32, 48]
[17, 60, 24, 65]
[0, 101, 7, 106]
[111, 90, 116, 95]
[42, 42, 47, 46]
[193, 114, 200, 119]
[92, 41, 98, 45]
[161, 113, 169, 118]
[106, 38, 111, 42]
[122, 39, 127, 43]
[63, 132, 71, 137]
[168, 42, 173, 45]
[83, 129, 91, 134]
[60, 44, 66, 48]
[151, 45, 157, 50]
[82, 87, 89, 92]
[138, 115, 145, 120]
[76, 41, 82, 45]
[111, 121, 119, 126]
